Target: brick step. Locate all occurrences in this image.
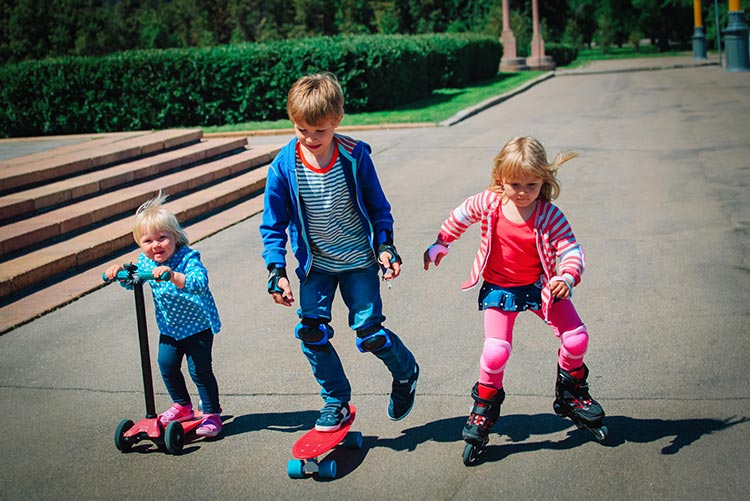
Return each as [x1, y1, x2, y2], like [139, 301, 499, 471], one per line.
[0, 129, 203, 191]
[0, 194, 267, 334]
[0, 143, 279, 257]
[0, 136, 249, 222]
[0, 163, 272, 300]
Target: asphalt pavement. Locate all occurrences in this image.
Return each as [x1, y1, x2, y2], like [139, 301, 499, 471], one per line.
[1, 54, 749, 500]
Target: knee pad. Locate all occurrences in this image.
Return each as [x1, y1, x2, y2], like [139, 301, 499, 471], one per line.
[480, 339, 512, 375]
[560, 325, 588, 360]
[295, 318, 333, 347]
[355, 324, 392, 353]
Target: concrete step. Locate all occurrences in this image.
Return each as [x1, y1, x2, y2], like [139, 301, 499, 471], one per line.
[0, 136, 249, 222]
[0, 194, 267, 334]
[0, 162, 271, 299]
[0, 129, 203, 191]
[0, 143, 278, 257]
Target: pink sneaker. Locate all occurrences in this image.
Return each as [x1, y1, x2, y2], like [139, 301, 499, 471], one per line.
[196, 414, 222, 438]
[158, 403, 194, 427]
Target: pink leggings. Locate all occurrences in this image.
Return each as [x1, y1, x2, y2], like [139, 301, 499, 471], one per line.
[479, 299, 588, 389]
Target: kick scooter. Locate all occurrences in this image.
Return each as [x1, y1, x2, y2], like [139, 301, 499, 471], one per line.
[104, 263, 203, 454]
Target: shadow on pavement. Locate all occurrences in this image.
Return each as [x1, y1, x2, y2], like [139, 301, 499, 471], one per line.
[372, 413, 750, 458]
[221, 410, 318, 437]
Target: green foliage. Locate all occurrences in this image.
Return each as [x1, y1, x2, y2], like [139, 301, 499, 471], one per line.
[0, 33, 500, 137]
[510, 8, 531, 58]
[545, 42, 578, 66]
[629, 30, 644, 51]
[594, 13, 614, 54]
[0, 0, 701, 65]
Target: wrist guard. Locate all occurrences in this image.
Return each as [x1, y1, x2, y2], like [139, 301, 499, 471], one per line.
[267, 265, 287, 294]
[427, 242, 450, 263]
[377, 242, 402, 265]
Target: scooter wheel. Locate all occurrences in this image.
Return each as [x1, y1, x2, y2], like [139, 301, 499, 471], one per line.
[115, 419, 134, 452]
[165, 421, 185, 454]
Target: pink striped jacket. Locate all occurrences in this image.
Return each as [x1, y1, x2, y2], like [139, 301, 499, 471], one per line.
[437, 189, 584, 320]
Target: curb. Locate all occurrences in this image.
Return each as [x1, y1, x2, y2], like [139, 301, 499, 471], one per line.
[555, 59, 719, 77]
[204, 122, 437, 139]
[439, 72, 555, 127]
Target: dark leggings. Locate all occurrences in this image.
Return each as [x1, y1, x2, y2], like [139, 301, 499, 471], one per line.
[158, 329, 220, 414]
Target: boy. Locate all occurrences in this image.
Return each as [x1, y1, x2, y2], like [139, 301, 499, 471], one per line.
[259, 73, 419, 432]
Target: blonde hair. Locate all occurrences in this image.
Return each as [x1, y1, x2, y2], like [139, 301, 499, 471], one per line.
[286, 72, 344, 125]
[133, 191, 189, 247]
[489, 136, 579, 202]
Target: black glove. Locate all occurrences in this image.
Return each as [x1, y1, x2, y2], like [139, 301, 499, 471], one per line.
[377, 242, 402, 265]
[267, 265, 287, 294]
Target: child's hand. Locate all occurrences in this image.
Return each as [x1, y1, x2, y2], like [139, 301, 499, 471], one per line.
[104, 264, 124, 280]
[423, 241, 449, 270]
[267, 265, 294, 306]
[152, 266, 186, 288]
[152, 265, 172, 280]
[377, 243, 402, 280]
[549, 281, 570, 299]
[379, 253, 401, 280]
[549, 275, 574, 299]
[271, 277, 295, 306]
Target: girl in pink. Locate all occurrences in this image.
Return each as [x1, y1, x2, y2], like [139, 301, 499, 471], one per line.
[423, 136, 606, 459]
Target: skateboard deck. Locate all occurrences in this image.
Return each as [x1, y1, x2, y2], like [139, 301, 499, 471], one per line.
[288, 404, 362, 479]
[293, 405, 357, 458]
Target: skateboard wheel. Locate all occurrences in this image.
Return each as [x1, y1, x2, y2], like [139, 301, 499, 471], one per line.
[343, 431, 363, 449]
[287, 459, 305, 478]
[318, 459, 337, 479]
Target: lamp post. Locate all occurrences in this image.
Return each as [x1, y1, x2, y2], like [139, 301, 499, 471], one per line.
[693, 0, 708, 59]
[724, 0, 750, 71]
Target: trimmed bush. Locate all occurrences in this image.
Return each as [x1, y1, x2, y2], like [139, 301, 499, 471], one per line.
[545, 43, 578, 67]
[0, 33, 500, 137]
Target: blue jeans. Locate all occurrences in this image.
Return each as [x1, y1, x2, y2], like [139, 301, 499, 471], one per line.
[298, 265, 416, 404]
[158, 329, 220, 413]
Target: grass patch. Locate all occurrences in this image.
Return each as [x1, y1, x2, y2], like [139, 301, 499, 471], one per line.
[203, 71, 545, 133]
[203, 49, 688, 133]
[565, 46, 689, 68]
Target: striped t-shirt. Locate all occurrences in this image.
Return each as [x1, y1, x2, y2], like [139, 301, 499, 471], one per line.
[296, 143, 374, 273]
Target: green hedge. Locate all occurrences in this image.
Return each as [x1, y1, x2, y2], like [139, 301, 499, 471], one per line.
[545, 43, 578, 67]
[0, 33, 500, 137]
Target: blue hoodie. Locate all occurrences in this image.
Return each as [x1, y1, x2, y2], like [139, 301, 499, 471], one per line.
[260, 134, 394, 282]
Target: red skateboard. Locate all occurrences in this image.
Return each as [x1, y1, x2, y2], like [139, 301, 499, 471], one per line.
[287, 404, 363, 479]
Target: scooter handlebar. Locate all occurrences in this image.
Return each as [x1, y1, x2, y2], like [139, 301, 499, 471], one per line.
[102, 270, 171, 283]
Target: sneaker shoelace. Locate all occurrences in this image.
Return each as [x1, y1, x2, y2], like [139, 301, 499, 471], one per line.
[320, 402, 346, 422]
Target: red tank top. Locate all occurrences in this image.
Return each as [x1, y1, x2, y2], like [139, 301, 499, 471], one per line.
[483, 207, 543, 287]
